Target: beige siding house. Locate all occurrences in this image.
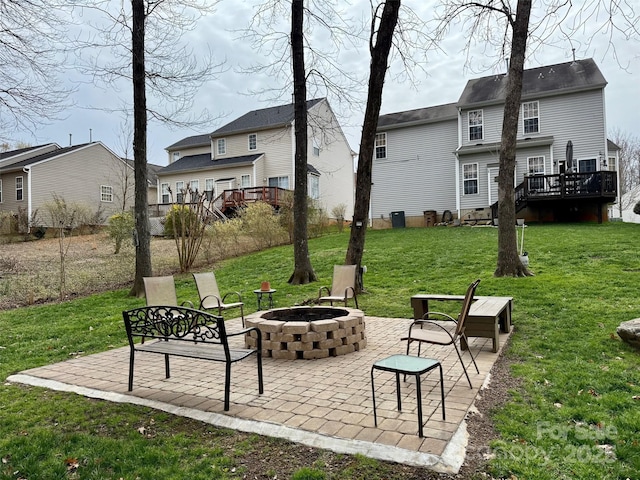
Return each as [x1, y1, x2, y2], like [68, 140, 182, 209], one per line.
[0, 142, 159, 228]
[162, 98, 355, 219]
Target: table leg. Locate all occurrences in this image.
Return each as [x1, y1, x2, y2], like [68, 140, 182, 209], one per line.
[395, 372, 402, 411]
[438, 363, 446, 420]
[415, 373, 423, 438]
[371, 367, 378, 427]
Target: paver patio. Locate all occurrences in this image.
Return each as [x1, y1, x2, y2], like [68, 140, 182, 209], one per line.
[8, 315, 511, 474]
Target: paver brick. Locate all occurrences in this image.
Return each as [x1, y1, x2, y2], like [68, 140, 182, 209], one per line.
[310, 319, 339, 332]
[282, 321, 310, 334]
[258, 320, 285, 333]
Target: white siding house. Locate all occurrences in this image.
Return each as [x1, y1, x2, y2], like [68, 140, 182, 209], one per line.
[372, 58, 618, 227]
[162, 98, 355, 219]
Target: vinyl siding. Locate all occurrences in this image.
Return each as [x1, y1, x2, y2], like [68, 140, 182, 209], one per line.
[307, 100, 355, 218]
[371, 118, 458, 219]
[28, 144, 135, 226]
[0, 171, 28, 213]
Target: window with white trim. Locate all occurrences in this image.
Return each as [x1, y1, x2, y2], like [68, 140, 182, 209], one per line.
[216, 138, 226, 155]
[527, 156, 545, 190]
[463, 163, 478, 195]
[172, 152, 180, 163]
[16, 176, 23, 201]
[468, 110, 483, 141]
[308, 174, 319, 200]
[522, 101, 540, 134]
[175, 181, 185, 203]
[190, 180, 199, 193]
[101, 185, 114, 202]
[248, 133, 257, 151]
[268, 176, 289, 189]
[375, 133, 387, 159]
[312, 138, 320, 156]
[161, 183, 170, 203]
[241, 174, 251, 187]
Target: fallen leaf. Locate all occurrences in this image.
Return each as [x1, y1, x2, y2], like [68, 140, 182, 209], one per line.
[138, 426, 146, 435]
[588, 388, 599, 397]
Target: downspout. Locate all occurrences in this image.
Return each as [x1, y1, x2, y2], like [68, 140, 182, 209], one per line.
[455, 108, 462, 218]
[22, 166, 32, 232]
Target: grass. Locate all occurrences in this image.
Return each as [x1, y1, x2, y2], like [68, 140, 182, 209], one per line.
[1, 223, 640, 478]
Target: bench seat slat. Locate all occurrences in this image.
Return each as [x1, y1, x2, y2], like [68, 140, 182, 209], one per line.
[136, 340, 256, 362]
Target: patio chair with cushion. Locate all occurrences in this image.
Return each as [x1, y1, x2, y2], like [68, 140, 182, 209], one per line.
[402, 279, 481, 388]
[192, 272, 244, 325]
[143, 275, 193, 308]
[318, 264, 359, 308]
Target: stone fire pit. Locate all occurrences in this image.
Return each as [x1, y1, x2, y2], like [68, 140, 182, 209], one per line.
[244, 306, 366, 359]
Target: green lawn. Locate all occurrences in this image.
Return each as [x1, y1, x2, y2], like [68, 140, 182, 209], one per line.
[1, 223, 639, 479]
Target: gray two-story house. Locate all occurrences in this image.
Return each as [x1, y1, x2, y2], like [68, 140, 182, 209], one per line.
[371, 58, 619, 228]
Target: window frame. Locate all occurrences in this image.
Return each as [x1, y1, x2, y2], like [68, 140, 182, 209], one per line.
[312, 138, 320, 157]
[468, 110, 484, 141]
[462, 163, 479, 195]
[175, 181, 185, 203]
[161, 182, 170, 204]
[527, 156, 546, 190]
[522, 101, 540, 134]
[375, 132, 387, 159]
[100, 185, 114, 202]
[268, 176, 289, 189]
[172, 151, 180, 163]
[308, 173, 320, 200]
[241, 174, 251, 187]
[16, 176, 23, 201]
[248, 133, 257, 151]
[216, 138, 226, 155]
[190, 179, 199, 193]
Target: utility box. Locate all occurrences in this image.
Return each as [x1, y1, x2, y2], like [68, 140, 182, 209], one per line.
[390, 211, 406, 228]
[423, 210, 437, 227]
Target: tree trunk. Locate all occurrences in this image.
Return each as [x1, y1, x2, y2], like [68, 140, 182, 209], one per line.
[130, 0, 153, 296]
[494, 0, 533, 278]
[346, 0, 400, 289]
[288, 0, 316, 285]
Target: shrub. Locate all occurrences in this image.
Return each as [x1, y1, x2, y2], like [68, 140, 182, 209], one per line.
[202, 218, 243, 262]
[290, 468, 326, 480]
[238, 201, 287, 250]
[308, 201, 329, 238]
[164, 204, 199, 238]
[331, 202, 347, 232]
[106, 211, 134, 254]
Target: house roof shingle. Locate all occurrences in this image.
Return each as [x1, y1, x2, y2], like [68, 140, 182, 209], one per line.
[211, 98, 325, 137]
[0, 143, 93, 171]
[165, 134, 211, 151]
[159, 153, 263, 174]
[377, 103, 458, 130]
[457, 58, 607, 108]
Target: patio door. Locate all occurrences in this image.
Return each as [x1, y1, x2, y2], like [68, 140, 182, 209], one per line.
[488, 167, 499, 205]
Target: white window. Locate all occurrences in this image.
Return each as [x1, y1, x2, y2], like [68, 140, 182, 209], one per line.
[0, 179, 3, 203]
[463, 163, 478, 195]
[527, 156, 545, 190]
[190, 180, 199, 193]
[607, 157, 616, 171]
[241, 174, 251, 187]
[161, 183, 170, 203]
[468, 110, 483, 141]
[375, 133, 387, 159]
[16, 176, 23, 201]
[312, 138, 320, 157]
[175, 181, 185, 203]
[172, 152, 180, 163]
[268, 176, 289, 189]
[216, 138, 226, 155]
[522, 101, 540, 134]
[308, 174, 319, 200]
[100, 185, 114, 202]
[248, 133, 257, 151]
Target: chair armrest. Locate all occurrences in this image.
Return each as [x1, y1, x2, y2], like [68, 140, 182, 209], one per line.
[344, 286, 356, 299]
[180, 300, 194, 309]
[422, 311, 456, 322]
[318, 286, 331, 297]
[407, 317, 456, 341]
[222, 291, 243, 303]
[200, 294, 222, 308]
[227, 326, 263, 350]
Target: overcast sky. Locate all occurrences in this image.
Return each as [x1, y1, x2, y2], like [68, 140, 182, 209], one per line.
[15, 0, 640, 166]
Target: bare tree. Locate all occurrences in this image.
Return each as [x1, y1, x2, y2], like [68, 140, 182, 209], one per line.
[0, 0, 73, 135]
[288, 0, 317, 285]
[345, 0, 401, 284]
[75, 0, 224, 295]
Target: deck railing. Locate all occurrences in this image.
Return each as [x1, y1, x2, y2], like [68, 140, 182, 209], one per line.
[523, 171, 617, 199]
